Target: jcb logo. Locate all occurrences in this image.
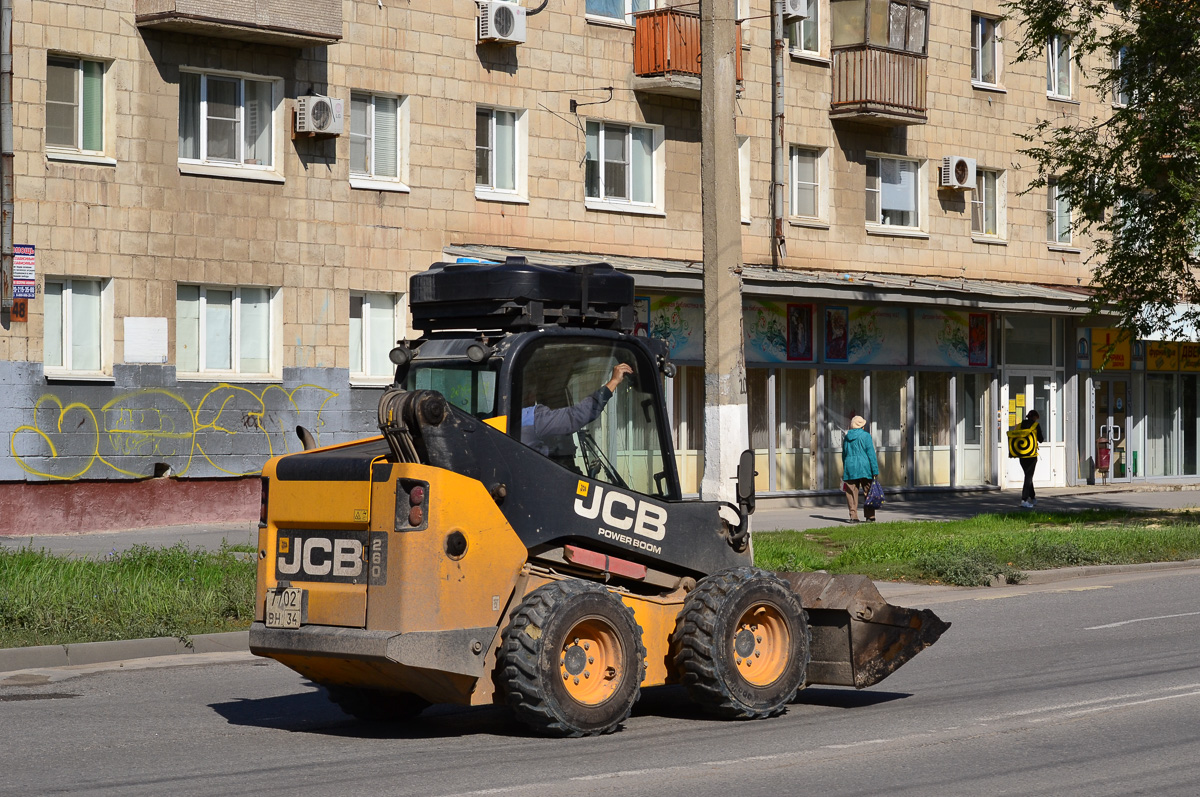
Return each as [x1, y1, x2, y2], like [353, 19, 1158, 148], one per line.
[573, 482, 667, 541]
[275, 530, 386, 583]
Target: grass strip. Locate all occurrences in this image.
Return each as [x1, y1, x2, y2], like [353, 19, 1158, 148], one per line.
[0, 543, 256, 650]
[753, 509, 1200, 587]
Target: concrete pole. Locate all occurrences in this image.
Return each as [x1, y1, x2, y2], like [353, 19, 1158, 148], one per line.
[699, 0, 749, 504]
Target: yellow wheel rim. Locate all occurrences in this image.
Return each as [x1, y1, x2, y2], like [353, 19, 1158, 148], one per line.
[731, 603, 790, 687]
[558, 616, 623, 706]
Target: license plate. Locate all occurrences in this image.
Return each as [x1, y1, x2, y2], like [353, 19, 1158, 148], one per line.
[265, 588, 304, 629]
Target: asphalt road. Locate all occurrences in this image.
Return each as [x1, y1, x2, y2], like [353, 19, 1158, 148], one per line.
[4, 567, 1200, 796]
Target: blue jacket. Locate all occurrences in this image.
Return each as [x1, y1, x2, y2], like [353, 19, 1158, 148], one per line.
[842, 427, 880, 481]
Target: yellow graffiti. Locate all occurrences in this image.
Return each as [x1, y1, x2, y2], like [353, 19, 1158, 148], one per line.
[11, 383, 339, 481]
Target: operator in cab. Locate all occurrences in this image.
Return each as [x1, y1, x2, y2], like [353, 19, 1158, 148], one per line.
[520, 362, 632, 456]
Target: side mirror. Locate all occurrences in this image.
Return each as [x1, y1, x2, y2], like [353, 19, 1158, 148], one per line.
[736, 448, 757, 516]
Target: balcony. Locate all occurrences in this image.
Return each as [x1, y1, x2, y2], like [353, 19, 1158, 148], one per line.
[830, 45, 927, 125]
[135, 0, 342, 48]
[632, 8, 742, 99]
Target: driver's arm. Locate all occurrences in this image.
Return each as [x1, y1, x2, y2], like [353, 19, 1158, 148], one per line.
[535, 363, 632, 437]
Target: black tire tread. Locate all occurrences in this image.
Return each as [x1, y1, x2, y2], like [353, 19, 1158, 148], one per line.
[671, 566, 810, 720]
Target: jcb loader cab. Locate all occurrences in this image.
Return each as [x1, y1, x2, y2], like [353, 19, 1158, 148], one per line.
[250, 258, 948, 736]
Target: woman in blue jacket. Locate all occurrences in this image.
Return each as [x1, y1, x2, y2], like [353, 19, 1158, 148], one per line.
[842, 415, 880, 522]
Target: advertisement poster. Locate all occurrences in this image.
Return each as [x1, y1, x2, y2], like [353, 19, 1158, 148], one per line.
[824, 306, 848, 362]
[744, 301, 788, 363]
[914, 309, 976, 367]
[1147, 341, 1180, 371]
[969, 313, 989, 366]
[645, 295, 703, 361]
[844, 305, 907, 365]
[786, 303, 813, 362]
[13, 244, 35, 299]
[1091, 328, 1131, 370]
[1075, 328, 1091, 371]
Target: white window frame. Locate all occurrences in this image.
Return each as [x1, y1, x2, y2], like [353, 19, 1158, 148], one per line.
[43, 277, 114, 379]
[865, 154, 925, 234]
[475, 105, 529, 204]
[46, 55, 114, 166]
[350, 291, 407, 384]
[175, 284, 282, 381]
[584, 119, 666, 216]
[787, 0, 822, 58]
[1046, 34, 1072, 99]
[738, 135, 751, 224]
[177, 68, 283, 183]
[1047, 178, 1072, 246]
[585, 0, 654, 26]
[789, 145, 827, 223]
[971, 15, 1001, 88]
[1112, 46, 1130, 107]
[971, 167, 1006, 240]
[349, 91, 410, 193]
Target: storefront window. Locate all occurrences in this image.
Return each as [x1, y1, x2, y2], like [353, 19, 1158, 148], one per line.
[776, 369, 813, 491]
[671, 365, 705, 494]
[956, 372, 991, 485]
[1146, 374, 1177, 476]
[748, 369, 771, 492]
[916, 371, 951, 485]
[1005, 315, 1059, 365]
[870, 370, 907, 487]
[1183, 375, 1199, 476]
[824, 369, 864, 488]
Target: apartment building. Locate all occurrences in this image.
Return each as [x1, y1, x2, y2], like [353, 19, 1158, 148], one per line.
[0, 0, 1190, 527]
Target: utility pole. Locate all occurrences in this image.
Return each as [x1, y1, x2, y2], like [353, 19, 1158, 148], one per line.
[699, 0, 748, 504]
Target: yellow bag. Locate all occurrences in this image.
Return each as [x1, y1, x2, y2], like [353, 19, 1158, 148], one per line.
[1007, 426, 1039, 458]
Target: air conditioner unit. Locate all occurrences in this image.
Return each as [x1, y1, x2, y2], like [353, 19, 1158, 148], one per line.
[940, 155, 977, 190]
[783, 0, 808, 21]
[295, 95, 345, 136]
[479, 1, 526, 45]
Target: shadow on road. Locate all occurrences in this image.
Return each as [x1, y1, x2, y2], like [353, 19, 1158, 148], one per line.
[794, 686, 911, 709]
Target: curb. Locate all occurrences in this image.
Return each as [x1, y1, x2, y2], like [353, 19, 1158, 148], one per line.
[0, 631, 248, 675]
[1017, 558, 1200, 585]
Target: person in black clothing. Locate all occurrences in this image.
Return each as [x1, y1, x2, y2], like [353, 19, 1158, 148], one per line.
[1018, 409, 1045, 508]
[520, 363, 632, 456]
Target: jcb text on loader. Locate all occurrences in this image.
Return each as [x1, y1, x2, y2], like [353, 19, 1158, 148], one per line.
[250, 258, 949, 736]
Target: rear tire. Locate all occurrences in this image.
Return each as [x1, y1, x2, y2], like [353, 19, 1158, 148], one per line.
[325, 685, 429, 723]
[499, 579, 646, 737]
[671, 566, 810, 719]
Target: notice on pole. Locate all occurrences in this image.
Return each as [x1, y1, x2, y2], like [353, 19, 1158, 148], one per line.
[13, 244, 35, 298]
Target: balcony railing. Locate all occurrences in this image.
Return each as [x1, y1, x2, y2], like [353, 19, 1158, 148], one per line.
[633, 8, 742, 98]
[830, 45, 927, 125]
[135, 0, 342, 47]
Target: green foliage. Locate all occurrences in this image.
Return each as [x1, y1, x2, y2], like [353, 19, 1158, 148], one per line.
[753, 509, 1200, 587]
[1003, 1, 1200, 336]
[0, 543, 256, 649]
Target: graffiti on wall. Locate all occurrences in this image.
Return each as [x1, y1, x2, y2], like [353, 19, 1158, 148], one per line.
[10, 383, 339, 480]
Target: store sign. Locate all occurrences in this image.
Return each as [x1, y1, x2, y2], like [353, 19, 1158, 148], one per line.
[1181, 343, 1200, 372]
[914, 309, 989, 367]
[1091, 328, 1131, 370]
[1146, 341, 1179, 372]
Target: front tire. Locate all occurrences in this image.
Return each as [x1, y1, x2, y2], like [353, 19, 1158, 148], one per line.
[671, 566, 810, 719]
[499, 580, 646, 737]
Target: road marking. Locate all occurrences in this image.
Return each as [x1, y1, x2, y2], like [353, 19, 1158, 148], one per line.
[1086, 610, 1200, 630]
[974, 586, 1112, 601]
[1032, 689, 1200, 721]
[979, 682, 1200, 722]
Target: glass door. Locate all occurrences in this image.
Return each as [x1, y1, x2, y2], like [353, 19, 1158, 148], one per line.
[1003, 371, 1058, 489]
[1093, 377, 1131, 482]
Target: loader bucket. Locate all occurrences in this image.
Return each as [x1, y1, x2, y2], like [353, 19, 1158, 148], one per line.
[776, 572, 950, 689]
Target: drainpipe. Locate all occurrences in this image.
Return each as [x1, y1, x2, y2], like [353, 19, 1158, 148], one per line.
[771, 0, 786, 267]
[0, 0, 12, 323]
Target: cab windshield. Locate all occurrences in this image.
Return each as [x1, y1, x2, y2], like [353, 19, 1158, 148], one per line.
[409, 362, 499, 418]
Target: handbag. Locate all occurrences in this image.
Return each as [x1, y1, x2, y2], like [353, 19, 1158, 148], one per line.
[864, 478, 885, 510]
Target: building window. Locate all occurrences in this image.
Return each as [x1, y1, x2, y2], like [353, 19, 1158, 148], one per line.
[971, 15, 999, 86]
[881, 0, 928, 54]
[44, 278, 109, 374]
[350, 292, 404, 381]
[585, 120, 658, 208]
[738, 135, 751, 224]
[46, 56, 104, 154]
[1047, 179, 1072, 245]
[865, 156, 920, 229]
[1046, 34, 1072, 99]
[786, 0, 820, 55]
[790, 146, 822, 219]
[972, 168, 1002, 237]
[176, 285, 277, 376]
[1113, 46, 1130, 106]
[585, 0, 652, 24]
[178, 71, 275, 168]
[350, 92, 404, 185]
[476, 106, 529, 202]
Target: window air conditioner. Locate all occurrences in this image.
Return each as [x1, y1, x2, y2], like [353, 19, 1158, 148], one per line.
[478, 1, 527, 45]
[940, 155, 977, 190]
[295, 95, 345, 136]
[783, 0, 808, 21]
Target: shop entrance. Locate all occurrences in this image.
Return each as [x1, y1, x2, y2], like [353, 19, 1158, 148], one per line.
[1003, 371, 1061, 489]
[1092, 377, 1131, 482]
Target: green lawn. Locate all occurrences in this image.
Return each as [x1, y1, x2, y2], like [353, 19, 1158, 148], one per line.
[753, 509, 1200, 586]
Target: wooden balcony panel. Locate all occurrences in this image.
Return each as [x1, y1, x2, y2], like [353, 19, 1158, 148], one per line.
[830, 46, 927, 125]
[633, 8, 742, 97]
